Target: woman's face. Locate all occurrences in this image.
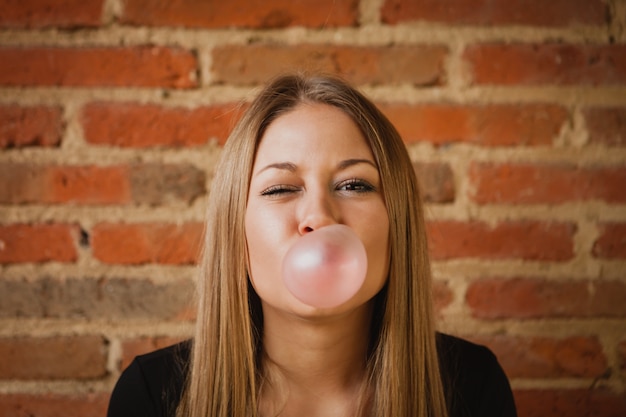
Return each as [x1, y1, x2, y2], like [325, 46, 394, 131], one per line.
[245, 103, 390, 317]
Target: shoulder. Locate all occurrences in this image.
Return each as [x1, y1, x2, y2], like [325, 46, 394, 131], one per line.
[437, 333, 517, 417]
[107, 341, 191, 417]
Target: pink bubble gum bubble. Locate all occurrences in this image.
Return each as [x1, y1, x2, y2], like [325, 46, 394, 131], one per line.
[282, 224, 367, 309]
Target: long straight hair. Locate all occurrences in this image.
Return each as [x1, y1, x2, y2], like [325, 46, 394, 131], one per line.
[177, 73, 448, 417]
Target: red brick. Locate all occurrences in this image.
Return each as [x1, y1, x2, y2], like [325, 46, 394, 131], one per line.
[129, 163, 206, 205]
[0, 105, 63, 148]
[91, 222, 203, 265]
[380, 103, 567, 146]
[619, 340, 626, 378]
[120, 336, 187, 370]
[212, 44, 448, 86]
[469, 335, 606, 378]
[470, 163, 626, 204]
[464, 43, 626, 86]
[0, 335, 107, 379]
[584, 107, 626, 147]
[122, 0, 358, 28]
[0, 0, 104, 29]
[0, 393, 108, 417]
[381, 0, 607, 26]
[81, 102, 242, 147]
[466, 278, 626, 319]
[0, 276, 195, 321]
[413, 162, 455, 203]
[427, 221, 575, 261]
[0, 163, 131, 205]
[593, 223, 626, 259]
[432, 281, 453, 315]
[514, 388, 626, 417]
[48, 166, 131, 204]
[0, 224, 78, 264]
[1, 162, 205, 206]
[0, 46, 198, 88]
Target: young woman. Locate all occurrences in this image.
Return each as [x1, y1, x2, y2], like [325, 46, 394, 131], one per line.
[107, 74, 517, 417]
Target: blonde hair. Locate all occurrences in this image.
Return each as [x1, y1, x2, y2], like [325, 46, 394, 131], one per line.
[177, 74, 448, 417]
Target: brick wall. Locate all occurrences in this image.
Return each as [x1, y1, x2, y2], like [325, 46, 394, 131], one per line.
[1, 0, 625, 415]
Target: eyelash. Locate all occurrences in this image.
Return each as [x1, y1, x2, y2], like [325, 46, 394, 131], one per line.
[260, 184, 298, 197]
[337, 178, 375, 193]
[259, 179, 375, 197]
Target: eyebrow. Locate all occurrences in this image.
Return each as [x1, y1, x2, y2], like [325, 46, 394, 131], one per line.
[256, 158, 377, 175]
[337, 158, 378, 170]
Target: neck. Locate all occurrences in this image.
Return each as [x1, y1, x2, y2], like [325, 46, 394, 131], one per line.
[259, 303, 374, 416]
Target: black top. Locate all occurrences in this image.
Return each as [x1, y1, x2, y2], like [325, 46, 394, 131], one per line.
[107, 333, 517, 417]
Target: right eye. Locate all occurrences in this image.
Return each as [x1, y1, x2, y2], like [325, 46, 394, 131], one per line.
[260, 185, 299, 197]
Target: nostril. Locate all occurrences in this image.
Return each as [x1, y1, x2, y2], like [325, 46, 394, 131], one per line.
[303, 226, 314, 233]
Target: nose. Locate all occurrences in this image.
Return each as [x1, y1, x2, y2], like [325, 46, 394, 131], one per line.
[297, 190, 338, 235]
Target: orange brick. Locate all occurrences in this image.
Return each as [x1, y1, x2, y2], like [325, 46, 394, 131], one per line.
[469, 163, 626, 204]
[81, 102, 243, 147]
[584, 107, 626, 147]
[0, 105, 63, 148]
[427, 221, 575, 261]
[0, 393, 109, 417]
[466, 278, 626, 319]
[0, 336, 107, 379]
[381, 0, 607, 26]
[0, 223, 78, 264]
[464, 43, 626, 86]
[212, 44, 448, 86]
[380, 103, 567, 146]
[514, 389, 626, 417]
[593, 223, 626, 259]
[91, 222, 203, 265]
[0, 46, 198, 88]
[0, 0, 104, 29]
[122, 0, 358, 28]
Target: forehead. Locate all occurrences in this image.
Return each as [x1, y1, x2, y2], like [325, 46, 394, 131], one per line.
[254, 103, 373, 167]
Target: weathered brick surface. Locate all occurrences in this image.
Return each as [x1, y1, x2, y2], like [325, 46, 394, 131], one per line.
[619, 340, 626, 379]
[466, 278, 626, 319]
[2, 0, 625, 410]
[212, 44, 448, 86]
[0, 336, 108, 379]
[122, 0, 358, 28]
[0, 46, 198, 88]
[0, 277, 195, 321]
[464, 44, 626, 86]
[91, 222, 203, 265]
[0, 0, 104, 29]
[0, 393, 109, 417]
[413, 162, 455, 203]
[129, 163, 206, 205]
[381, 0, 608, 26]
[514, 389, 626, 417]
[432, 281, 453, 315]
[584, 107, 626, 147]
[469, 335, 606, 378]
[0, 105, 63, 148]
[0, 163, 131, 205]
[0, 163, 204, 205]
[593, 223, 626, 259]
[427, 221, 576, 261]
[380, 103, 567, 146]
[0, 224, 78, 264]
[469, 163, 626, 204]
[81, 102, 242, 147]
